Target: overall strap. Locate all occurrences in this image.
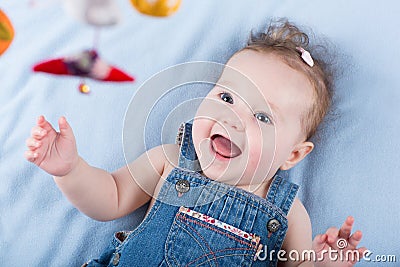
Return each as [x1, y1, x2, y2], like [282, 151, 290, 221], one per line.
[266, 175, 299, 215]
[176, 122, 201, 172]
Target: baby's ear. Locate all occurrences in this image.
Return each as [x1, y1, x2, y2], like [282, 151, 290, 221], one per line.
[280, 141, 314, 170]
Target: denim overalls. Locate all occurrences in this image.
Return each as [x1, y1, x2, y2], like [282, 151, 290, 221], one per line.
[83, 122, 299, 267]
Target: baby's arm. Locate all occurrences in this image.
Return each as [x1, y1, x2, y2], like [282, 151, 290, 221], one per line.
[25, 116, 176, 221]
[52, 145, 171, 221]
[279, 198, 314, 267]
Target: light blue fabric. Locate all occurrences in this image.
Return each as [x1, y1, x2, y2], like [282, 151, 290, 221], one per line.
[0, 0, 399, 266]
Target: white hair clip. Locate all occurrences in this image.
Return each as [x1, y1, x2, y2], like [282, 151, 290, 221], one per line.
[296, 47, 314, 67]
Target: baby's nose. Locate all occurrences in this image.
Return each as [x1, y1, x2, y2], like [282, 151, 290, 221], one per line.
[222, 116, 245, 132]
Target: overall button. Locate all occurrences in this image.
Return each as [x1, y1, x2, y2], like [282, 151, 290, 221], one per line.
[112, 252, 120, 266]
[267, 219, 281, 233]
[175, 179, 190, 193]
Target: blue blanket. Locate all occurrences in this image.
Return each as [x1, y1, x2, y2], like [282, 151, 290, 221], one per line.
[1, 0, 399, 266]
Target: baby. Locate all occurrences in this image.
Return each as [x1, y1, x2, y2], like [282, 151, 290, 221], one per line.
[25, 20, 366, 266]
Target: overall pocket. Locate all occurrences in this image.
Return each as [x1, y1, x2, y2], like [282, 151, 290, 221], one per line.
[165, 206, 261, 267]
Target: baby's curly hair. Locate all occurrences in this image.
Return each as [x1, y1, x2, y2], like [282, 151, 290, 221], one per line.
[242, 19, 334, 140]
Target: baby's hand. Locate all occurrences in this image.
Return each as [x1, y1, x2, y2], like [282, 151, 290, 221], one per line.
[312, 216, 367, 266]
[24, 115, 79, 176]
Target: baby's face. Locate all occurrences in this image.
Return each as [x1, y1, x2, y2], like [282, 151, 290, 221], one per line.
[192, 50, 314, 188]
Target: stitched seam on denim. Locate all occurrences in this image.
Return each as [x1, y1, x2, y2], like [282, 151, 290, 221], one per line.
[187, 248, 255, 266]
[181, 132, 196, 170]
[206, 190, 217, 219]
[176, 215, 220, 266]
[183, 128, 190, 159]
[178, 214, 257, 248]
[169, 169, 290, 217]
[271, 176, 282, 205]
[266, 223, 288, 265]
[224, 193, 234, 222]
[287, 185, 299, 214]
[169, 176, 286, 220]
[266, 176, 279, 203]
[119, 200, 163, 248]
[185, 128, 201, 171]
[280, 183, 292, 214]
[188, 130, 195, 160]
[281, 183, 298, 215]
[183, 134, 189, 167]
[196, 183, 212, 213]
[169, 220, 214, 267]
[157, 174, 174, 202]
[242, 192, 251, 234]
[245, 202, 257, 235]
[166, 220, 184, 267]
[180, 123, 191, 169]
[233, 200, 242, 228]
[211, 195, 223, 221]
[184, 187, 286, 224]
[171, 175, 279, 210]
[178, 124, 186, 168]
[203, 183, 214, 210]
[165, 219, 178, 265]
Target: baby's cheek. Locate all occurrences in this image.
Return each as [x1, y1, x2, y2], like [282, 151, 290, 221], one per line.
[249, 140, 276, 178]
[244, 146, 263, 175]
[192, 118, 208, 136]
[240, 153, 270, 185]
[192, 123, 206, 150]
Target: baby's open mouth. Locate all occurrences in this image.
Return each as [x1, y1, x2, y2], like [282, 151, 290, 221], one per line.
[210, 134, 242, 159]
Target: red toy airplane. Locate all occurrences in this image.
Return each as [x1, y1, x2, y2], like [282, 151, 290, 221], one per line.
[33, 49, 134, 93]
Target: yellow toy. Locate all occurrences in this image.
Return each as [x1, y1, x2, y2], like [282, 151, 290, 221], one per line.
[0, 9, 14, 56]
[130, 0, 181, 17]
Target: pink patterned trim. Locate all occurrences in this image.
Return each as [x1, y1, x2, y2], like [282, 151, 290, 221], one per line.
[178, 206, 260, 244]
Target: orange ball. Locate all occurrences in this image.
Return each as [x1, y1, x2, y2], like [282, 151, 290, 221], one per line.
[130, 0, 181, 17]
[78, 83, 91, 94]
[0, 9, 14, 56]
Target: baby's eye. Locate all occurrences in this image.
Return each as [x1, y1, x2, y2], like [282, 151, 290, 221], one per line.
[220, 92, 234, 104]
[255, 112, 273, 124]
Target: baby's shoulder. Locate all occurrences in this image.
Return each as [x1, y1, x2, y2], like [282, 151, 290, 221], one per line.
[157, 143, 180, 173]
[281, 199, 313, 253]
[287, 197, 311, 227]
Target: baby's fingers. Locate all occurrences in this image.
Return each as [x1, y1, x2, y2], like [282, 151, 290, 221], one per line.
[348, 230, 363, 248]
[325, 227, 339, 243]
[312, 234, 328, 252]
[37, 115, 55, 133]
[31, 125, 47, 140]
[24, 150, 38, 162]
[338, 216, 354, 240]
[26, 137, 41, 150]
